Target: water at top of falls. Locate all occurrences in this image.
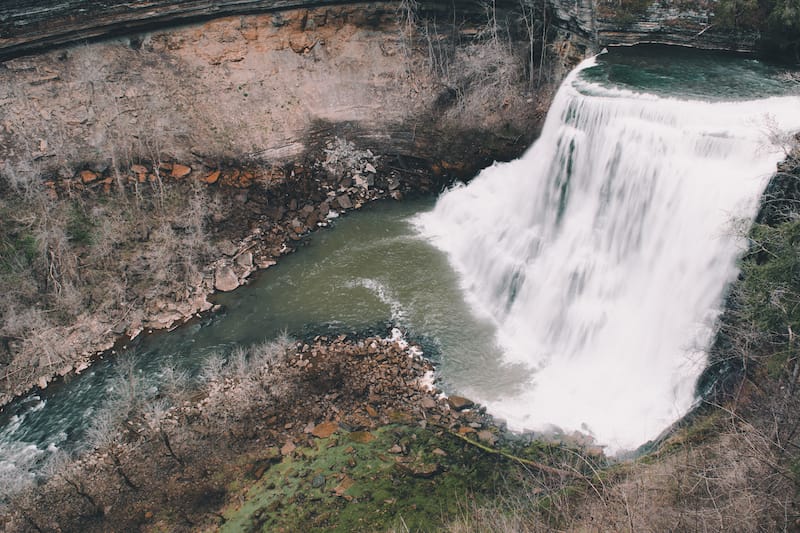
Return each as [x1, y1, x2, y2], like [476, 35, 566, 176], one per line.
[414, 52, 800, 454]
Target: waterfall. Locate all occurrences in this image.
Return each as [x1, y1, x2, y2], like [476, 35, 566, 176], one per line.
[415, 57, 800, 453]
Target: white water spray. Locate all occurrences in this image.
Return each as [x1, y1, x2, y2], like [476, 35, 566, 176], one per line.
[416, 57, 800, 453]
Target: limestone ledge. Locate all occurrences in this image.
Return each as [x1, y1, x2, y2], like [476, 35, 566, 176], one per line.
[548, 0, 758, 53]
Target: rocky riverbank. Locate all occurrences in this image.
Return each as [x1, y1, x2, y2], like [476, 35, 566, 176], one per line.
[0, 150, 443, 407]
[0, 2, 568, 408]
[1, 329, 604, 532]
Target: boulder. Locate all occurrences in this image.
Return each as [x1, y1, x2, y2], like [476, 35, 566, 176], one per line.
[171, 164, 191, 178]
[420, 396, 436, 409]
[447, 395, 474, 411]
[214, 265, 239, 292]
[332, 476, 353, 497]
[289, 34, 317, 54]
[235, 251, 253, 269]
[336, 194, 352, 210]
[477, 430, 496, 445]
[406, 462, 442, 478]
[280, 441, 296, 456]
[205, 170, 221, 184]
[311, 421, 339, 438]
[80, 169, 98, 183]
[218, 240, 239, 257]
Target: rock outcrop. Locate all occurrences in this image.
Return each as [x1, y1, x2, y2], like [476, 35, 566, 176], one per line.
[1, 0, 762, 65]
[548, 0, 759, 52]
[0, 0, 341, 60]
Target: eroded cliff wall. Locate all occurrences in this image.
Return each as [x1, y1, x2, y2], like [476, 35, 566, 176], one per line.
[0, 2, 559, 405]
[548, 0, 758, 52]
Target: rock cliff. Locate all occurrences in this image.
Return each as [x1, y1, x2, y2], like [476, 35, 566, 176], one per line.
[1, 0, 761, 62]
[548, 0, 758, 52]
[0, 0, 505, 61]
[0, 2, 554, 405]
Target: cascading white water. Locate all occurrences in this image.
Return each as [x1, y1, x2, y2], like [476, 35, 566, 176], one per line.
[415, 56, 800, 454]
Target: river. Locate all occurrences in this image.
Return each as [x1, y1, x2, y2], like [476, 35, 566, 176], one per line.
[2, 46, 800, 491]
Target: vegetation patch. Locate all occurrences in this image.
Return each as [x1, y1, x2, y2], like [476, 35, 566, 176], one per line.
[221, 425, 508, 532]
[715, 0, 800, 60]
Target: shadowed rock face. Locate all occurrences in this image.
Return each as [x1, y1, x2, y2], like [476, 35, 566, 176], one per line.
[548, 0, 758, 53]
[0, 1, 344, 60]
[0, 3, 541, 183]
[1, 0, 757, 62]
[0, 0, 501, 61]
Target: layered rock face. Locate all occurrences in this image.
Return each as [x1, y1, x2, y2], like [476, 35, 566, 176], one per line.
[0, 1, 343, 60]
[0, 3, 539, 189]
[1, 0, 758, 64]
[548, 0, 758, 52]
[0, 0, 514, 61]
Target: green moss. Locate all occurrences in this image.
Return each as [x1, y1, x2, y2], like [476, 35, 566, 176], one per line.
[221, 424, 515, 532]
[737, 218, 800, 374]
[66, 202, 94, 246]
[0, 228, 38, 274]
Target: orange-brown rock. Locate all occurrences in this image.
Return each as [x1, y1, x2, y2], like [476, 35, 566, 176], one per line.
[171, 164, 191, 178]
[205, 170, 221, 184]
[239, 170, 254, 187]
[289, 34, 317, 54]
[80, 170, 98, 183]
[447, 395, 474, 411]
[220, 169, 240, 187]
[280, 440, 296, 456]
[333, 475, 354, 497]
[311, 421, 338, 438]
